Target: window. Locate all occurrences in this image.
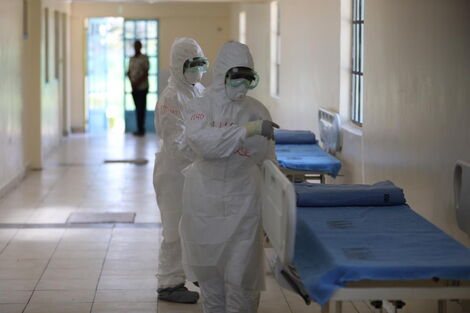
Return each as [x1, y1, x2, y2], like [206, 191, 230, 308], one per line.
[54, 10, 60, 79]
[351, 0, 364, 125]
[44, 8, 49, 83]
[270, 1, 280, 98]
[239, 11, 246, 44]
[23, 0, 28, 39]
[123, 19, 159, 111]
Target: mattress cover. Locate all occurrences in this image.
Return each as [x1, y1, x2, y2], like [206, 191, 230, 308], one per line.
[275, 144, 341, 177]
[293, 202, 470, 305]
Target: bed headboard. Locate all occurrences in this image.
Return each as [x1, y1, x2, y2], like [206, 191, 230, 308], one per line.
[261, 160, 297, 265]
[318, 108, 342, 154]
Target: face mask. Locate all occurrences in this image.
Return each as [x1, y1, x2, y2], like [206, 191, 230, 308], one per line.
[184, 71, 203, 85]
[225, 84, 248, 101]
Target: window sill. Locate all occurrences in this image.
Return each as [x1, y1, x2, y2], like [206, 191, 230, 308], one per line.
[341, 121, 363, 137]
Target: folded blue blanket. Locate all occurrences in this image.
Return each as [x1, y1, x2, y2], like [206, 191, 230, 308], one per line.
[295, 181, 406, 207]
[274, 129, 317, 144]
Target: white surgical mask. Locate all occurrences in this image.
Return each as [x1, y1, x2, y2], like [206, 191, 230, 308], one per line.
[184, 71, 203, 85]
[225, 84, 248, 101]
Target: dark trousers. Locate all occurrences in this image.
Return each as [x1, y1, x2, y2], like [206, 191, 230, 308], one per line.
[132, 89, 148, 133]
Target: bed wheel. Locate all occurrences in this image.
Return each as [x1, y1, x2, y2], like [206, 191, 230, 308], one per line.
[321, 301, 342, 313]
[438, 300, 448, 313]
[370, 300, 383, 309]
[391, 300, 406, 309]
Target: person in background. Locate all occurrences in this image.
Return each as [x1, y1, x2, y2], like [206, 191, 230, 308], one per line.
[127, 40, 149, 136]
[179, 41, 278, 313]
[153, 37, 208, 303]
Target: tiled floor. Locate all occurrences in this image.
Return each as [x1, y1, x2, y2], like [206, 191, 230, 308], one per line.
[0, 134, 465, 313]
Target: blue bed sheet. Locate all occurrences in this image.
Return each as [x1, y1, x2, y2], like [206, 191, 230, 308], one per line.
[293, 203, 470, 305]
[275, 144, 342, 177]
[296, 181, 406, 207]
[274, 130, 317, 145]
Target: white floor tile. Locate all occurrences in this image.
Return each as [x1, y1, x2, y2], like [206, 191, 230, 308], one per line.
[61, 229, 112, 243]
[0, 290, 32, 304]
[0, 279, 37, 291]
[29, 290, 95, 303]
[0, 230, 17, 241]
[98, 276, 158, 290]
[35, 278, 99, 290]
[0, 259, 48, 280]
[24, 302, 92, 313]
[53, 249, 107, 259]
[157, 301, 203, 313]
[91, 302, 158, 313]
[47, 257, 104, 270]
[94, 289, 158, 303]
[0, 242, 57, 259]
[0, 303, 27, 313]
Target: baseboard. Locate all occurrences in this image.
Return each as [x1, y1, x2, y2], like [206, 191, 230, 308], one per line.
[71, 127, 85, 133]
[0, 167, 27, 200]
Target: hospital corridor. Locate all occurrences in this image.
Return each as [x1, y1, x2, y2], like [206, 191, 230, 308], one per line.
[1, 0, 470, 313]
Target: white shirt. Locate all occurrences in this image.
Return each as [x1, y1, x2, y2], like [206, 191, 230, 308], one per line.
[128, 54, 149, 91]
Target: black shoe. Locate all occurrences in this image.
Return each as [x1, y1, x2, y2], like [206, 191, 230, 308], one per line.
[157, 284, 200, 304]
[132, 131, 145, 137]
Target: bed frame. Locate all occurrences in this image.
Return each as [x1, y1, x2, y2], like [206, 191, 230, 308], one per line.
[279, 167, 326, 184]
[261, 159, 470, 313]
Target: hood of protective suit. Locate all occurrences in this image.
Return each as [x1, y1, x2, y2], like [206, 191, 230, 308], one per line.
[210, 41, 254, 103]
[168, 37, 205, 89]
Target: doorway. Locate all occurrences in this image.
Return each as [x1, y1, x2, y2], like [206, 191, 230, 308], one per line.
[123, 19, 159, 133]
[85, 17, 158, 133]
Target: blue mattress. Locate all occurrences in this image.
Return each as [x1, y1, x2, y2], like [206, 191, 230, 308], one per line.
[293, 204, 470, 305]
[274, 129, 317, 144]
[275, 144, 342, 177]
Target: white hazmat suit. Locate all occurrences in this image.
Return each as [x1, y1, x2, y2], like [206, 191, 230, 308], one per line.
[179, 41, 277, 313]
[153, 38, 205, 292]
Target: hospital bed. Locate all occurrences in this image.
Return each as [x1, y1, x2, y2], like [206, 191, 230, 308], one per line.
[261, 160, 470, 313]
[274, 129, 341, 183]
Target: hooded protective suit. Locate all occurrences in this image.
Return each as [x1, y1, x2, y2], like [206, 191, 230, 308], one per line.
[179, 42, 276, 313]
[153, 38, 205, 289]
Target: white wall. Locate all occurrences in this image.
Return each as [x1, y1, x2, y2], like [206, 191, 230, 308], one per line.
[364, 0, 470, 244]
[41, 0, 71, 162]
[230, 1, 341, 135]
[23, 0, 71, 168]
[0, 0, 26, 194]
[231, 0, 470, 245]
[70, 2, 231, 132]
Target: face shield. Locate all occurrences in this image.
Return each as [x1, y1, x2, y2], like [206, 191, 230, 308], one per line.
[183, 57, 209, 85]
[183, 57, 209, 74]
[225, 67, 259, 90]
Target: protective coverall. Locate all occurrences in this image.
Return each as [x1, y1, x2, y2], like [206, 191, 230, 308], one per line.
[179, 41, 277, 313]
[153, 37, 205, 292]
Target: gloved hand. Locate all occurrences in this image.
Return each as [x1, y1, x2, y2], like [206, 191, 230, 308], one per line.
[244, 120, 280, 140]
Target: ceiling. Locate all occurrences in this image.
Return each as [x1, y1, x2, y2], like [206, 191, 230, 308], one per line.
[71, 0, 268, 3]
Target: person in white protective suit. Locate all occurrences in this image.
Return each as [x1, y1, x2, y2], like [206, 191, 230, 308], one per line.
[179, 41, 279, 313]
[153, 37, 208, 303]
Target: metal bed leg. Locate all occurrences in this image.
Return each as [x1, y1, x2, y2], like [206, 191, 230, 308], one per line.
[321, 301, 342, 313]
[335, 301, 342, 313]
[438, 300, 447, 313]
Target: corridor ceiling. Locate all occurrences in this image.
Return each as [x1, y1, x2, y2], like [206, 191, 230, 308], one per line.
[71, 0, 269, 3]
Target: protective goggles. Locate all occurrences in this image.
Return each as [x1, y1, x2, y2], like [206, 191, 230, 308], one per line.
[183, 57, 209, 73]
[225, 67, 259, 89]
